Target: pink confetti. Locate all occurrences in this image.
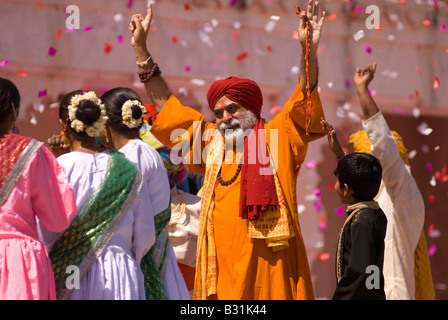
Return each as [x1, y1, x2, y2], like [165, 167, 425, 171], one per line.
[0, 60, 9, 68]
[117, 35, 124, 44]
[426, 162, 433, 171]
[38, 90, 47, 98]
[66, 28, 75, 33]
[48, 46, 57, 57]
[319, 222, 328, 230]
[83, 26, 93, 32]
[441, 24, 447, 32]
[313, 189, 322, 198]
[305, 160, 318, 169]
[185, 65, 191, 72]
[422, 20, 431, 27]
[428, 245, 437, 256]
[344, 79, 351, 89]
[314, 201, 322, 211]
[335, 206, 345, 216]
[127, 0, 134, 9]
[364, 45, 372, 54]
[269, 106, 282, 115]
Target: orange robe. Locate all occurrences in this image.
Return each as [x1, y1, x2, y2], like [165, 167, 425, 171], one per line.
[151, 81, 325, 299]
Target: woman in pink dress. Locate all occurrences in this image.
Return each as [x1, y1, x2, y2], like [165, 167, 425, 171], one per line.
[0, 77, 77, 299]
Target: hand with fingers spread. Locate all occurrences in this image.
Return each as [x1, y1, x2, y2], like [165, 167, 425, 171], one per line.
[353, 62, 377, 91]
[320, 118, 345, 159]
[297, 0, 326, 50]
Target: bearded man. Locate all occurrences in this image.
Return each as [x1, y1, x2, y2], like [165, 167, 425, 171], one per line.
[129, 1, 326, 300]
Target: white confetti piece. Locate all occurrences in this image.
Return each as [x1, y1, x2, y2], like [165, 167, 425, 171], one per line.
[417, 122, 433, 136]
[353, 30, 365, 41]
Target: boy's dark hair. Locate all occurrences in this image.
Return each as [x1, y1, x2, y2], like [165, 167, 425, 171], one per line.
[334, 152, 382, 201]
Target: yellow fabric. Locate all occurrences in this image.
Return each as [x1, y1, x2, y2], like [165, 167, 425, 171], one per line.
[414, 230, 436, 300]
[349, 130, 409, 165]
[151, 81, 325, 300]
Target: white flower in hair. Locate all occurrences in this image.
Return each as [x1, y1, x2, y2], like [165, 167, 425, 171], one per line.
[67, 91, 108, 137]
[121, 100, 146, 128]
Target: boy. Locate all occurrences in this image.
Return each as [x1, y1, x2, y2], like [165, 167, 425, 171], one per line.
[332, 152, 387, 300]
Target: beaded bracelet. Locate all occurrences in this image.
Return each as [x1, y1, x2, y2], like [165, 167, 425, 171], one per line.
[137, 63, 161, 83]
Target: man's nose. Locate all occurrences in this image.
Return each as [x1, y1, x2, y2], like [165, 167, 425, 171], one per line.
[221, 110, 232, 123]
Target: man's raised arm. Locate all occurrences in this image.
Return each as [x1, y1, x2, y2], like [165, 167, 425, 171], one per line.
[297, 0, 326, 94]
[129, 3, 172, 113]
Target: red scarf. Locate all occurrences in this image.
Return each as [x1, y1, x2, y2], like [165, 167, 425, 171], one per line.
[207, 77, 278, 220]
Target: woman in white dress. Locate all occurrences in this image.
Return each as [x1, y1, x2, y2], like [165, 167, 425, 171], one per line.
[101, 87, 190, 300]
[44, 90, 156, 300]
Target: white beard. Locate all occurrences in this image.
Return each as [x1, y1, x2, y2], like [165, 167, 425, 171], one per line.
[218, 109, 257, 147]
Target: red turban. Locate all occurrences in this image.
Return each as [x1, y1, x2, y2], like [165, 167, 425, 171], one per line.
[207, 76, 263, 116]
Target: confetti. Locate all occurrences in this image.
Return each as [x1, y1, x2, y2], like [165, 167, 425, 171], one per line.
[184, 3, 192, 11]
[104, 43, 113, 54]
[428, 245, 437, 256]
[0, 60, 9, 68]
[441, 24, 447, 32]
[172, 36, 178, 44]
[314, 201, 322, 211]
[335, 206, 345, 216]
[426, 162, 433, 171]
[422, 20, 431, 27]
[433, 76, 440, 89]
[17, 71, 28, 77]
[305, 160, 318, 169]
[318, 253, 331, 262]
[56, 29, 62, 41]
[236, 52, 248, 62]
[83, 26, 93, 32]
[37, 2, 44, 9]
[30, 113, 37, 125]
[269, 106, 282, 116]
[185, 65, 191, 72]
[417, 122, 433, 136]
[353, 30, 365, 41]
[327, 14, 337, 21]
[364, 45, 372, 54]
[38, 90, 47, 98]
[48, 46, 57, 57]
[117, 35, 124, 44]
[435, 164, 448, 182]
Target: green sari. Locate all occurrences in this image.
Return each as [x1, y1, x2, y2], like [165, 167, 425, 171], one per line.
[50, 150, 143, 300]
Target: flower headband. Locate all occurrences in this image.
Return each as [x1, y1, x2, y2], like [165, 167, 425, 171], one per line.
[68, 91, 108, 137]
[122, 100, 146, 128]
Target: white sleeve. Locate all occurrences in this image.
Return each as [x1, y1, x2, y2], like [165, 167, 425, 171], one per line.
[362, 112, 425, 232]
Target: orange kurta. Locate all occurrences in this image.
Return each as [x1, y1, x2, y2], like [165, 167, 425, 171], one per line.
[151, 81, 325, 299]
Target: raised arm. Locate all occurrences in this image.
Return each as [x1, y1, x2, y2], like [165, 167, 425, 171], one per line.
[353, 62, 379, 120]
[129, 3, 172, 113]
[297, 0, 326, 94]
[320, 118, 346, 159]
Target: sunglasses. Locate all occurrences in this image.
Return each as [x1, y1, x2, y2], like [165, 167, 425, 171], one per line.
[213, 103, 241, 119]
